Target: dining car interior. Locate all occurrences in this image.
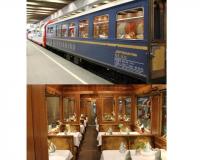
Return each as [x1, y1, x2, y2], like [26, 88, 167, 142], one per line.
[27, 84, 167, 160]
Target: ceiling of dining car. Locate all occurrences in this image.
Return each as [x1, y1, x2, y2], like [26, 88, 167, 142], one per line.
[27, 0, 75, 23]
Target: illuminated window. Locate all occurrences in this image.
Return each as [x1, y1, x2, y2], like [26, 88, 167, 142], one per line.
[79, 19, 89, 38]
[56, 25, 61, 37]
[68, 22, 76, 38]
[117, 8, 144, 40]
[61, 24, 68, 37]
[93, 15, 109, 39]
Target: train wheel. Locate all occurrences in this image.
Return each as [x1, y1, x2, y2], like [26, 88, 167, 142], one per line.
[65, 53, 71, 61]
[74, 56, 80, 65]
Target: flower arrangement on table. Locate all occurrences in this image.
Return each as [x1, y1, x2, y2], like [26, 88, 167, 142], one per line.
[134, 137, 149, 154]
[118, 123, 123, 133]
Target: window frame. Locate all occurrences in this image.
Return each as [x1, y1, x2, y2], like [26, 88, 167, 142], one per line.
[68, 22, 76, 38]
[136, 95, 152, 132]
[116, 7, 144, 41]
[93, 14, 109, 39]
[61, 23, 68, 38]
[78, 19, 89, 38]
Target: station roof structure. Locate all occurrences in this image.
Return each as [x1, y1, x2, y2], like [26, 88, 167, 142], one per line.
[27, 0, 75, 23]
[27, 0, 115, 24]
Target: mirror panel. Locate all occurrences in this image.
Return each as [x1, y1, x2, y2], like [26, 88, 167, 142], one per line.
[63, 97, 77, 122]
[102, 97, 115, 122]
[46, 97, 60, 129]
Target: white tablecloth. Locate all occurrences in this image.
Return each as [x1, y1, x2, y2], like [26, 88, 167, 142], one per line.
[49, 150, 73, 160]
[84, 120, 87, 127]
[96, 124, 99, 131]
[80, 124, 85, 134]
[97, 132, 140, 146]
[100, 150, 167, 160]
[57, 132, 82, 147]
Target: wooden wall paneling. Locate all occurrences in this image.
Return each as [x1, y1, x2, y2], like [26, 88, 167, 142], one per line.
[96, 98, 102, 124]
[151, 94, 161, 135]
[134, 85, 152, 95]
[154, 136, 167, 149]
[76, 94, 80, 125]
[31, 85, 49, 160]
[46, 85, 62, 96]
[131, 95, 135, 127]
[27, 86, 35, 160]
[60, 96, 63, 122]
[133, 95, 138, 131]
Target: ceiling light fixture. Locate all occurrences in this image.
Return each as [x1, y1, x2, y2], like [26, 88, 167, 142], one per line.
[27, 2, 41, 6]
[27, 9, 52, 13]
[93, 4, 98, 8]
[27, 6, 57, 10]
[34, 0, 69, 4]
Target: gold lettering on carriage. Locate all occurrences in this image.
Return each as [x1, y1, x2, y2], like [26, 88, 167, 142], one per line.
[115, 50, 137, 57]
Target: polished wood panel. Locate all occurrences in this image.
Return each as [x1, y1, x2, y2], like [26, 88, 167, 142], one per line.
[48, 135, 74, 154]
[28, 85, 49, 160]
[151, 94, 161, 135]
[99, 124, 134, 132]
[154, 136, 167, 149]
[46, 85, 63, 96]
[101, 135, 154, 150]
[27, 86, 35, 160]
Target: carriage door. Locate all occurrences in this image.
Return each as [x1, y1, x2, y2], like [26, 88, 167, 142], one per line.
[150, 0, 166, 80]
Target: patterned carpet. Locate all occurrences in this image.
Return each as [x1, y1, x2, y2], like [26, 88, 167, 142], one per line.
[78, 126, 101, 160]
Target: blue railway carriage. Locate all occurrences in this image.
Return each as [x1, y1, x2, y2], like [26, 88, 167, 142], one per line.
[46, 0, 166, 83]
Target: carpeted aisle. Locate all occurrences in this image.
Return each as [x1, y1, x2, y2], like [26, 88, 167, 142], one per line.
[78, 126, 101, 160]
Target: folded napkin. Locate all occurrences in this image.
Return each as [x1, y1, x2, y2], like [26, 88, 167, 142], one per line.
[125, 150, 132, 160]
[48, 140, 56, 153]
[154, 149, 161, 160]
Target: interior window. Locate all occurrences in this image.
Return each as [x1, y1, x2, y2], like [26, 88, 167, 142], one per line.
[69, 22, 76, 37]
[137, 96, 151, 131]
[79, 19, 89, 38]
[61, 24, 68, 37]
[116, 8, 144, 40]
[93, 15, 109, 39]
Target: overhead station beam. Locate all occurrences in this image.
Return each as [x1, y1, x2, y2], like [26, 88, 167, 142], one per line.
[33, 0, 113, 24]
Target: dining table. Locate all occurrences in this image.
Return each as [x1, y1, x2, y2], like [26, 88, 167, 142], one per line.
[80, 124, 85, 134]
[49, 150, 73, 160]
[100, 149, 167, 160]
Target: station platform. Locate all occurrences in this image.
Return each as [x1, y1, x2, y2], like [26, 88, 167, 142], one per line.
[27, 40, 112, 84]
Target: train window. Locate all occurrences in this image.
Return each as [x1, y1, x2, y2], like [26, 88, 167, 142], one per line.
[69, 22, 76, 38]
[153, 0, 166, 40]
[93, 15, 109, 39]
[116, 8, 144, 40]
[61, 24, 68, 37]
[79, 19, 89, 38]
[56, 25, 62, 37]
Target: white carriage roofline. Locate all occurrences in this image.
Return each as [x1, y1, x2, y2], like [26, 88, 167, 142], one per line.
[49, 0, 135, 26]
